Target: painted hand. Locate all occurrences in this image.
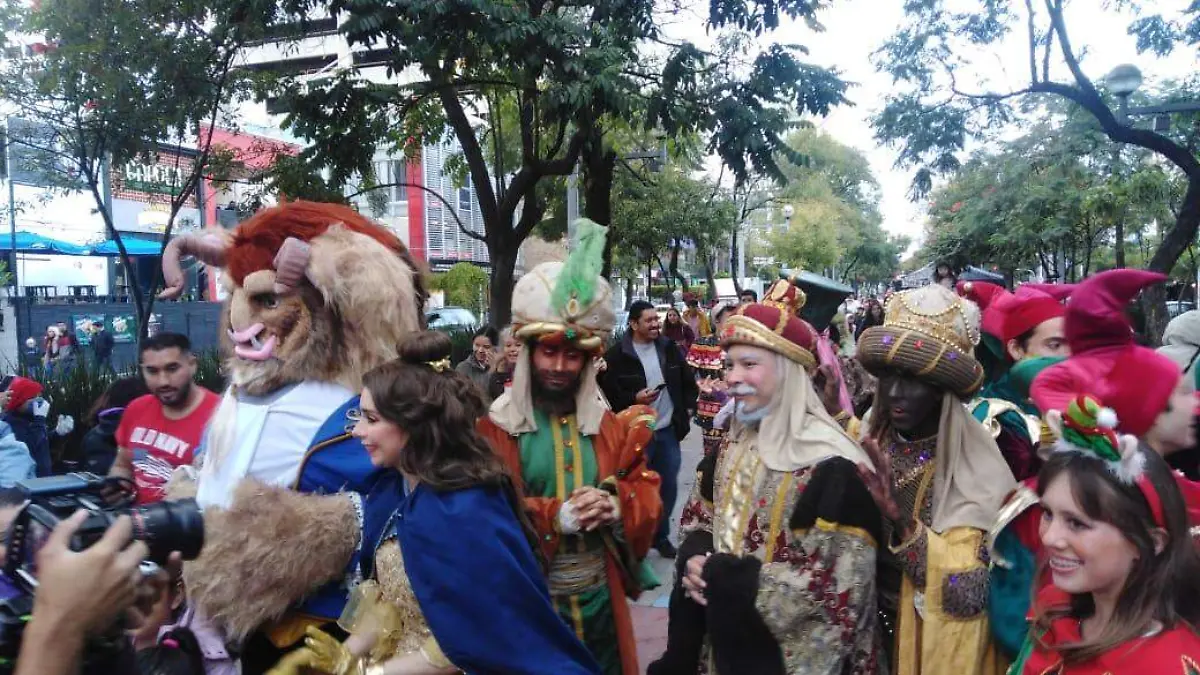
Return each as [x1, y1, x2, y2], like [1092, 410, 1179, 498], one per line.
[856, 435, 910, 540]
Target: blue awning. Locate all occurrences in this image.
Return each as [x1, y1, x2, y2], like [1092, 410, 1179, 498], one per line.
[0, 231, 89, 255]
[89, 238, 164, 256]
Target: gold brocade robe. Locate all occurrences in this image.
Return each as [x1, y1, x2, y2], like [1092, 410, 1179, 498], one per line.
[880, 434, 1005, 675]
[678, 433, 884, 674]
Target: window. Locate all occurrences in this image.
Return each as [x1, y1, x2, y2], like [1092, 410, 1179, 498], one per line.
[374, 159, 408, 218]
[458, 175, 472, 211]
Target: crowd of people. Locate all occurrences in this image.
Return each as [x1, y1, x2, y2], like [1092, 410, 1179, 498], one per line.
[10, 201, 1200, 675]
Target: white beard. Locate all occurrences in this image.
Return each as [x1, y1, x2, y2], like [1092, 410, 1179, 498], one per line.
[734, 400, 773, 426]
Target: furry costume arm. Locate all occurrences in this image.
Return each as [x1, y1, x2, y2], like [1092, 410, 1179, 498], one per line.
[181, 479, 360, 641]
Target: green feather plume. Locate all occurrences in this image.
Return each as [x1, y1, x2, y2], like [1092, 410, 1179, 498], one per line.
[552, 218, 607, 317]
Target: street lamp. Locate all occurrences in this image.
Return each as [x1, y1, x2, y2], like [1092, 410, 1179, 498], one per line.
[782, 204, 795, 227]
[1106, 64, 1143, 125]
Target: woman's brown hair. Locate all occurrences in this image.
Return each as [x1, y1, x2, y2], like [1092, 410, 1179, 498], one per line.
[361, 331, 543, 563]
[1034, 448, 1200, 663]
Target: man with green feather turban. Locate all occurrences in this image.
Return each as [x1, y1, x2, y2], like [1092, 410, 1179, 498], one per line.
[479, 219, 664, 675]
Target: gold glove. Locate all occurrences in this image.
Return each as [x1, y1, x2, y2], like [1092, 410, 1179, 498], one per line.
[266, 626, 365, 675]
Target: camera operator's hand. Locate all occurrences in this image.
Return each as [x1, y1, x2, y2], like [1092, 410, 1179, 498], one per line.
[33, 511, 149, 633]
[127, 552, 183, 650]
[16, 511, 149, 675]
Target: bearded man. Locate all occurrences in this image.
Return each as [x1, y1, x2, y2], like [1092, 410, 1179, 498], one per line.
[855, 283, 1014, 675]
[649, 278, 883, 675]
[478, 220, 662, 675]
[158, 200, 425, 673]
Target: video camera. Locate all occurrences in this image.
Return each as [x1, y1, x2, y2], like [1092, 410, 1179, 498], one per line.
[0, 472, 205, 673]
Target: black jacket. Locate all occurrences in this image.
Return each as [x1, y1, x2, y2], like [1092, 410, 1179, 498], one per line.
[92, 329, 115, 361]
[600, 332, 698, 440]
[82, 409, 123, 475]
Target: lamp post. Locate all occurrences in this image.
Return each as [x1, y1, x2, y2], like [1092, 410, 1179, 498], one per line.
[1106, 63, 1200, 129]
[1106, 64, 1144, 125]
[1105, 64, 1200, 269]
[566, 139, 668, 249]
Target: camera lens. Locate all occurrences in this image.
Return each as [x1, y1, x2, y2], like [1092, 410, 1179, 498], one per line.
[125, 498, 205, 564]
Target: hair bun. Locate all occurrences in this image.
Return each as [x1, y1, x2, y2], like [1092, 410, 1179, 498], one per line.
[398, 330, 454, 365]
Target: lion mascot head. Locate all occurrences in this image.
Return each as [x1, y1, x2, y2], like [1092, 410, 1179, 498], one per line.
[161, 200, 426, 395]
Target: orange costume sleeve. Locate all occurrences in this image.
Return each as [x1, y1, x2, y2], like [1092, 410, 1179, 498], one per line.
[604, 405, 663, 562]
[477, 408, 663, 570]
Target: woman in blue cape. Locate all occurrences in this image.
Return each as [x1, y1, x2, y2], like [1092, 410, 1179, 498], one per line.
[270, 331, 600, 675]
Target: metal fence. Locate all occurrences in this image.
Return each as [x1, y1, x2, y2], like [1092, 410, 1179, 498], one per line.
[11, 297, 224, 371]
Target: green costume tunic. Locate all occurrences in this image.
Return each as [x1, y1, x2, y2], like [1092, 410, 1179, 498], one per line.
[519, 409, 621, 674]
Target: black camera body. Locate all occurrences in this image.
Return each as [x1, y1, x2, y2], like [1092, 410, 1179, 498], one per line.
[0, 472, 205, 672]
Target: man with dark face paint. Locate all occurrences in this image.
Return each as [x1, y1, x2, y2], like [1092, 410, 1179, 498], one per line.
[855, 284, 1014, 675]
[480, 220, 663, 675]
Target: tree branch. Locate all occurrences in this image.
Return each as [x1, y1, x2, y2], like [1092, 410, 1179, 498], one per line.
[1023, 0, 1038, 83]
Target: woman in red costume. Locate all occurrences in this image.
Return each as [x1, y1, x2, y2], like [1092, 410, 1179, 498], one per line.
[1011, 395, 1200, 674]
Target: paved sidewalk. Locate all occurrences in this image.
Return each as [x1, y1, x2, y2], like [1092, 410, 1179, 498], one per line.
[630, 423, 704, 672]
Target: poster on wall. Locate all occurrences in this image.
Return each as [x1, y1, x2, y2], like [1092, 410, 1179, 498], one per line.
[71, 314, 105, 346]
[110, 315, 137, 343]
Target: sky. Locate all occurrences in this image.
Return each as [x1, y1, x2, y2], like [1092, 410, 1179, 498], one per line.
[667, 0, 1198, 258]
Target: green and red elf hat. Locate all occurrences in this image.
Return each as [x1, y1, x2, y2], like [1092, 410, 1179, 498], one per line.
[1048, 394, 1165, 528]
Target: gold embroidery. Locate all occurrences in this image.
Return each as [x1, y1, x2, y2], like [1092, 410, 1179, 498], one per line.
[764, 472, 795, 562]
[716, 442, 750, 554]
[550, 419, 567, 502]
[568, 594, 586, 641]
[793, 518, 878, 550]
[916, 342, 948, 376]
[567, 415, 587, 555]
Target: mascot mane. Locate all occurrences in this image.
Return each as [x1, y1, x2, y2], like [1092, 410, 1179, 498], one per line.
[227, 201, 408, 286]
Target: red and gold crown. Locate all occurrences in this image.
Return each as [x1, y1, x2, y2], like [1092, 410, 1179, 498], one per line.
[719, 278, 818, 369]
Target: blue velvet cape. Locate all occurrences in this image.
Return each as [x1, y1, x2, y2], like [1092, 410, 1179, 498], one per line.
[361, 473, 601, 675]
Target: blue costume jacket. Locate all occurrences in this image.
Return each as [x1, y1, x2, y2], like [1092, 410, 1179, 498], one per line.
[290, 395, 382, 621]
[360, 472, 602, 675]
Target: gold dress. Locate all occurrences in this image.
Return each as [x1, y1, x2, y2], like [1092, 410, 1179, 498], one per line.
[339, 538, 454, 671]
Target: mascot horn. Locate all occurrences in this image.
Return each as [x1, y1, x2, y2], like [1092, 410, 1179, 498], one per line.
[160, 201, 426, 667]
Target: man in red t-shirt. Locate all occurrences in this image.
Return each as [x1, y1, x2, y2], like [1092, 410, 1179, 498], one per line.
[110, 332, 220, 504]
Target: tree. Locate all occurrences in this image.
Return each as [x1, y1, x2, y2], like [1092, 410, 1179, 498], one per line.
[610, 169, 736, 300]
[0, 0, 276, 335]
[920, 111, 1183, 283]
[873, 1, 1200, 340]
[272, 0, 848, 327]
[770, 128, 905, 285]
[429, 262, 490, 315]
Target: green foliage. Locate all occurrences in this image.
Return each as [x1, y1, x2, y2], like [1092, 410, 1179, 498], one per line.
[764, 129, 905, 283]
[429, 263, 490, 314]
[270, 0, 849, 324]
[0, 0, 278, 334]
[610, 169, 737, 287]
[922, 111, 1185, 281]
